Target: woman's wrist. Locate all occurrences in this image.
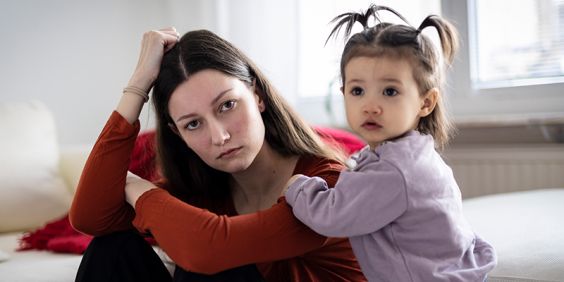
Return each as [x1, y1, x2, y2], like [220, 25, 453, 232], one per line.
[125, 174, 158, 208]
[127, 70, 156, 92]
[123, 86, 149, 102]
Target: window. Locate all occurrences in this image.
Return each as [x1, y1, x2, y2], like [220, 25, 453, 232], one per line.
[442, 0, 564, 118]
[472, 0, 564, 88]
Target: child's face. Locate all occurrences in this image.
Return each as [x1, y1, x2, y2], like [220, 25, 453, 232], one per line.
[342, 56, 429, 149]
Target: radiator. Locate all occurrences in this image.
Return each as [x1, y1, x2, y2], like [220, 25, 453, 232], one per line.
[443, 144, 564, 199]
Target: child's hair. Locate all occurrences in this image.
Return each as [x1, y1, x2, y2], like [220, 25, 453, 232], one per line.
[327, 4, 459, 148]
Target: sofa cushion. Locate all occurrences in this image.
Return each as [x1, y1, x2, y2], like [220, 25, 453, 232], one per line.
[463, 189, 564, 282]
[0, 101, 72, 232]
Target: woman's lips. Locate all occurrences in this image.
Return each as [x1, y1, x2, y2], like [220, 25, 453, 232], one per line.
[217, 146, 243, 159]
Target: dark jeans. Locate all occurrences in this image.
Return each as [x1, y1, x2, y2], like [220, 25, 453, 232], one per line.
[75, 230, 265, 282]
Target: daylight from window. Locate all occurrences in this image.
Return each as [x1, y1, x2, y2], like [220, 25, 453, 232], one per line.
[474, 0, 564, 87]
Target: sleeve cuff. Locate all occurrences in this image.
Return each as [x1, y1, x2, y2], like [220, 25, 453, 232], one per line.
[284, 175, 311, 206]
[109, 111, 140, 134]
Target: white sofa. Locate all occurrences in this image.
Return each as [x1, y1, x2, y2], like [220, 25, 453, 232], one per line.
[0, 101, 88, 281]
[0, 101, 562, 282]
[463, 188, 564, 282]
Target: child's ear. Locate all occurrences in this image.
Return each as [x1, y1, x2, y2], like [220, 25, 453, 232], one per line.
[419, 88, 439, 117]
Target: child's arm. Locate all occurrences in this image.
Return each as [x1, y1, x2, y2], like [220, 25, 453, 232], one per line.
[284, 161, 408, 237]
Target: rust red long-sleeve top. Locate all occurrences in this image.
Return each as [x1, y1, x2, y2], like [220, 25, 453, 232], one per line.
[69, 111, 366, 281]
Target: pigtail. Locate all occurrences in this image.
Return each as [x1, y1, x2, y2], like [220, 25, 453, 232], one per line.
[418, 15, 459, 65]
[325, 4, 409, 45]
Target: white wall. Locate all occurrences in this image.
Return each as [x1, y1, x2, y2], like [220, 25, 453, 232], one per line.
[0, 0, 165, 146]
[0, 0, 298, 146]
[216, 0, 298, 107]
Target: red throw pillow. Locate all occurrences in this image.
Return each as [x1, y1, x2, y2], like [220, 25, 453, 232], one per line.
[313, 126, 365, 156]
[129, 131, 159, 181]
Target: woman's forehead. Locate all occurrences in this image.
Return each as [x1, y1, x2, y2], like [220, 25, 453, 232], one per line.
[167, 71, 249, 118]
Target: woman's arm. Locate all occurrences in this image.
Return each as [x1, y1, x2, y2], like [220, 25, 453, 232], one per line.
[133, 189, 327, 274]
[118, 27, 179, 123]
[69, 112, 140, 235]
[69, 28, 179, 235]
[127, 158, 344, 274]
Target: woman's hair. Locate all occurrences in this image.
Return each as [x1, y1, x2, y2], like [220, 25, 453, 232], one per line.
[151, 30, 342, 207]
[328, 4, 459, 148]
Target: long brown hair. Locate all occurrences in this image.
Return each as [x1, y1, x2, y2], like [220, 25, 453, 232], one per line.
[151, 30, 341, 207]
[328, 4, 459, 148]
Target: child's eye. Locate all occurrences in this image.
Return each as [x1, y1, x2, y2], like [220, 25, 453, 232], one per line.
[383, 88, 398, 97]
[185, 120, 200, 130]
[219, 100, 236, 112]
[350, 87, 364, 96]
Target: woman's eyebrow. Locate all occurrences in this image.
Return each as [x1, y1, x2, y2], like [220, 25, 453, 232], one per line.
[176, 113, 196, 123]
[210, 88, 232, 106]
[175, 88, 233, 123]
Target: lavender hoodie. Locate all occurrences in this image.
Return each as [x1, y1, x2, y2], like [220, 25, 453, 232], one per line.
[285, 131, 496, 281]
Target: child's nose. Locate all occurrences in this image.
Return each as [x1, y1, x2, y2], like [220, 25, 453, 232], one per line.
[362, 99, 382, 115]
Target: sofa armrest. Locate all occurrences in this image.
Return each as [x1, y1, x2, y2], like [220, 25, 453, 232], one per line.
[59, 145, 91, 195]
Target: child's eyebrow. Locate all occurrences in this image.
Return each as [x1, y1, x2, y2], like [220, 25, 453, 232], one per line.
[346, 78, 365, 84]
[379, 77, 404, 85]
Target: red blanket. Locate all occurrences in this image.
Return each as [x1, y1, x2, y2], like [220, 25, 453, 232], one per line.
[18, 127, 364, 254]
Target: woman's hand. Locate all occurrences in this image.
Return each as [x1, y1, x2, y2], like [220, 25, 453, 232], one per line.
[128, 27, 180, 91]
[125, 172, 158, 208]
[117, 27, 180, 124]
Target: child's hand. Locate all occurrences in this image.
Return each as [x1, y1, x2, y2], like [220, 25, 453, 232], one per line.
[282, 174, 304, 196]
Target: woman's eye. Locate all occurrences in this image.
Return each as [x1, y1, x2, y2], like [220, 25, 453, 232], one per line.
[185, 120, 200, 130]
[220, 100, 236, 112]
[350, 87, 364, 96]
[383, 88, 398, 97]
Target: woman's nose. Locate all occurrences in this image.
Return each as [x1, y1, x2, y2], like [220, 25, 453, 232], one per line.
[209, 121, 231, 146]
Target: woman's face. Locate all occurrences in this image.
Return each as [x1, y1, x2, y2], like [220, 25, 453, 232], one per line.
[168, 69, 266, 173]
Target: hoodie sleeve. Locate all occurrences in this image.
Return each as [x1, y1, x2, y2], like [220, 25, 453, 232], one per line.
[285, 154, 408, 237]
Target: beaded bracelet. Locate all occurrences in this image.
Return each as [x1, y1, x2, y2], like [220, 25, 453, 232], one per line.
[123, 86, 149, 102]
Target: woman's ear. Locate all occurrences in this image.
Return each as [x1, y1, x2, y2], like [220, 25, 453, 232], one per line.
[419, 88, 439, 117]
[168, 123, 180, 136]
[252, 80, 266, 112]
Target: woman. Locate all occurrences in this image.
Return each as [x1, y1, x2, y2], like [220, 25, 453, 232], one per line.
[69, 27, 366, 281]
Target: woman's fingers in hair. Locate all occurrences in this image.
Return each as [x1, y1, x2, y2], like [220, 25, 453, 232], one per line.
[128, 28, 179, 91]
[159, 26, 181, 41]
[151, 27, 180, 52]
